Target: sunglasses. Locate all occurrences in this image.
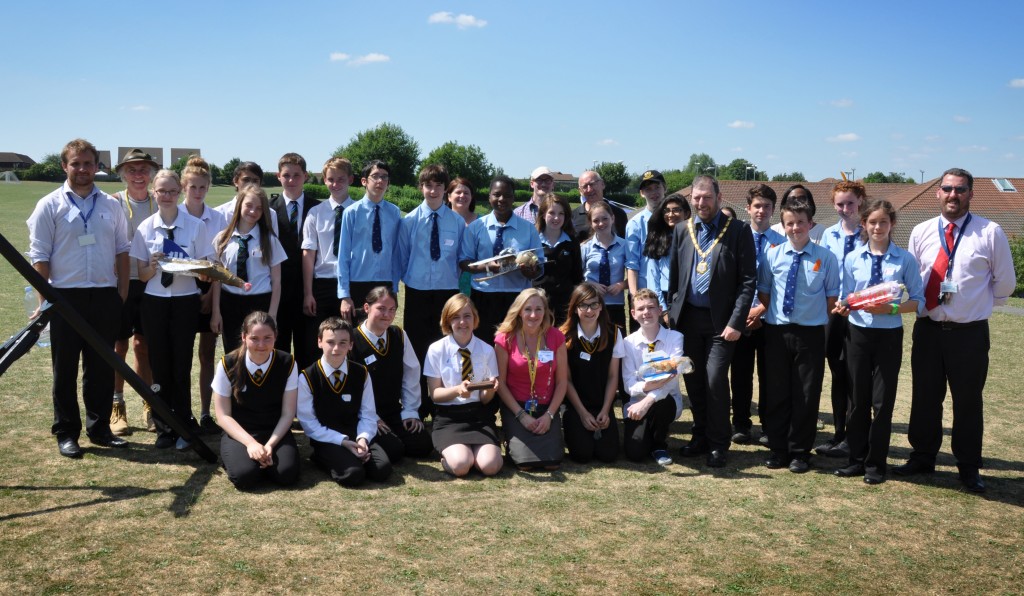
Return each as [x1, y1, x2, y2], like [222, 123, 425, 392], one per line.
[940, 185, 969, 194]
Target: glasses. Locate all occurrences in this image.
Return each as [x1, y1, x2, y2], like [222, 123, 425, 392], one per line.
[578, 301, 602, 312]
[664, 207, 684, 215]
[940, 185, 969, 194]
[369, 174, 390, 181]
[154, 189, 180, 196]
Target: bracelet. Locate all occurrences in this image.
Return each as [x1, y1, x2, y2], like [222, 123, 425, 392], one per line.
[547, 411, 555, 420]
[890, 303, 900, 315]
[515, 409, 526, 420]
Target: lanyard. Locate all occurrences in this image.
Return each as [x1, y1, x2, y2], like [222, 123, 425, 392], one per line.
[123, 191, 154, 221]
[65, 189, 98, 231]
[939, 214, 971, 280]
[522, 332, 544, 398]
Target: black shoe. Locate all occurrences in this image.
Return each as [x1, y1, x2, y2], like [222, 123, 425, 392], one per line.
[821, 440, 850, 458]
[959, 470, 986, 493]
[58, 438, 83, 459]
[199, 414, 220, 435]
[864, 470, 886, 485]
[706, 450, 727, 468]
[892, 459, 935, 476]
[813, 439, 837, 456]
[758, 433, 770, 447]
[834, 463, 865, 478]
[89, 434, 128, 448]
[789, 459, 810, 474]
[680, 438, 709, 457]
[154, 434, 175, 449]
[731, 430, 751, 445]
[765, 452, 787, 469]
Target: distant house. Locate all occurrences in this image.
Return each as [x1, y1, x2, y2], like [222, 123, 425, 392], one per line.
[886, 177, 1024, 246]
[0, 153, 35, 170]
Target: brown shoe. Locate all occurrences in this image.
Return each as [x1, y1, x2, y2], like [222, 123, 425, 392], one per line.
[143, 401, 156, 432]
[110, 401, 132, 436]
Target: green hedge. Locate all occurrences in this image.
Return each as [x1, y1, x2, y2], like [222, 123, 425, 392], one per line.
[1010, 234, 1024, 296]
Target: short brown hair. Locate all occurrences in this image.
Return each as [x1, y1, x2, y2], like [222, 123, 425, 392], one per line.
[278, 152, 307, 173]
[61, 138, 99, 165]
[439, 294, 479, 335]
[322, 157, 353, 179]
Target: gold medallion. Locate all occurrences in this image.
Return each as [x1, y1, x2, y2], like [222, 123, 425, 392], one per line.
[696, 260, 708, 275]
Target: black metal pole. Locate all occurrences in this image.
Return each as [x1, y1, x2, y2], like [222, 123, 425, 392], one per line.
[0, 231, 217, 463]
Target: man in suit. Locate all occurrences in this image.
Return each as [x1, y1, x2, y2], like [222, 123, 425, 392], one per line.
[668, 175, 756, 468]
[269, 152, 320, 368]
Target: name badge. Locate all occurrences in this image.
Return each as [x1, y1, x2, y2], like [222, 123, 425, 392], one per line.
[537, 350, 554, 363]
[884, 267, 896, 277]
[66, 207, 80, 223]
[940, 281, 958, 294]
[364, 354, 377, 365]
[342, 394, 352, 402]
[444, 239, 455, 247]
[643, 349, 669, 363]
[79, 234, 96, 246]
[580, 352, 591, 362]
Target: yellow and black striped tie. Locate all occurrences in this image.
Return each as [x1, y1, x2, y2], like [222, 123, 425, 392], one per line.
[253, 368, 264, 383]
[331, 369, 343, 392]
[647, 342, 657, 353]
[459, 348, 473, 381]
[376, 337, 386, 351]
[580, 337, 594, 352]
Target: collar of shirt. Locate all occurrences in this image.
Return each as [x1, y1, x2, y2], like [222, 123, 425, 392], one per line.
[697, 211, 721, 231]
[339, 196, 356, 209]
[245, 352, 274, 374]
[542, 231, 571, 247]
[784, 239, 811, 255]
[939, 212, 971, 229]
[327, 197, 344, 210]
[484, 212, 520, 230]
[284, 193, 304, 211]
[62, 181, 100, 204]
[577, 324, 602, 342]
[417, 201, 448, 217]
[359, 323, 385, 346]
[319, 357, 348, 377]
[154, 207, 185, 230]
[586, 235, 622, 250]
[445, 334, 477, 352]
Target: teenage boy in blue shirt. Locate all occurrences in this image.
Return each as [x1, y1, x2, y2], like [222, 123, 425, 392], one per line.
[757, 199, 839, 473]
[337, 160, 402, 325]
[398, 164, 465, 417]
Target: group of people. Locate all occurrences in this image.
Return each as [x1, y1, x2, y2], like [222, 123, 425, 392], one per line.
[26, 138, 1015, 494]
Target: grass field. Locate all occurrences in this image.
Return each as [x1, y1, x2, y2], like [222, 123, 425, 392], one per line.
[0, 181, 1021, 594]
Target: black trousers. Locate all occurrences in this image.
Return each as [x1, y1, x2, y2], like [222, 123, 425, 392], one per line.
[221, 291, 271, 354]
[845, 324, 903, 473]
[679, 306, 736, 451]
[473, 291, 518, 346]
[824, 313, 851, 442]
[310, 438, 392, 487]
[374, 415, 434, 462]
[623, 397, 677, 461]
[141, 294, 199, 439]
[908, 318, 989, 471]
[763, 323, 825, 460]
[563, 408, 620, 464]
[302, 277, 342, 367]
[50, 287, 121, 441]
[349, 280, 394, 326]
[403, 286, 459, 419]
[276, 273, 311, 369]
[220, 430, 299, 490]
[730, 324, 767, 433]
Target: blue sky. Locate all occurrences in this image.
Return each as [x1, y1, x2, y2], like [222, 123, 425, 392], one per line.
[4, 1, 1023, 183]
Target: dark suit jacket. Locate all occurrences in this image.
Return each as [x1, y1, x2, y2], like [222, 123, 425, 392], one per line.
[269, 193, 320, 282]
[668, 213, 756, 333]
[571, 199, 628, 241]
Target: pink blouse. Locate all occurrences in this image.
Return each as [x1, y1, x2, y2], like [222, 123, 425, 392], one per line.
[495, 327, 565, 405]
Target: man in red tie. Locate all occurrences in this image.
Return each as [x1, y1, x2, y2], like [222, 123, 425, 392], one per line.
[896, 168, 1016, 493]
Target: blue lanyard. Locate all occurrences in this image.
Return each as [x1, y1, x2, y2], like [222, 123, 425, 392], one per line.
[65, 189, 98, 231]
[938, 213, 971, 280]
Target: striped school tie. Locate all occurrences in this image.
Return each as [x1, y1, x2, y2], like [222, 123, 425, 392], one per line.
[160, 227, 175, 287]
[331, 369, 343, 392]
[459, 348, 473, 381]
[647, 342, 657, 353]
[376, 337, 386, 351]
[252, 368, 264, 383]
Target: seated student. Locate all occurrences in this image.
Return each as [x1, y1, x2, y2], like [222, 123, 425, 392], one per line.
[494, 288, 568, 471]
[297, 317, 392, 487]
[579, 201, 627, 330]
[560, 282, 624, 464]
[212, 312, 299, 490]
[211, 185, 287, 354]
[621, 289, 685, 466]
[757, 199, 840, 474]
[424, 294, 503, 477]
[349, 286, 432, 462]
[832, 199, 923, 484]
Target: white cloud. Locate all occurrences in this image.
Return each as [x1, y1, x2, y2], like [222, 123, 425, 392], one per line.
[348, 53, 391, 67]
[121, 105, 151, 111]
[1009, 79, 1024, 88]
[826, 133, 860, 143]
[1002, 153, 1016, 160]
[1013, 134, 1024, 141]
[830, 98, 854, 108]
[727, 120, 755, 129]
[428, 11, 487, 29]
[329, 52, 350, 62]
[953, 115, 971, 123]
[958, 145, 989, 153]
[596, 139, 618, 147]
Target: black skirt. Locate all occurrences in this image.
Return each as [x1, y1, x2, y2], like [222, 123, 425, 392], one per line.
[432, 402, 500, 452]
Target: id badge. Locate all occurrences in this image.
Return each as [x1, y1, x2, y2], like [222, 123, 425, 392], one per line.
[525, 398, 538, 414]
[79, 234, 96, 246]
[364, 354, 377, 365]
[580, 352, 591, 361]
[537, 350, 554, 363]
[940, 281, 958, 294]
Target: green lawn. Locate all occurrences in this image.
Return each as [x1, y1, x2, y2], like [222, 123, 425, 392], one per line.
[0, 181, 1021, 594]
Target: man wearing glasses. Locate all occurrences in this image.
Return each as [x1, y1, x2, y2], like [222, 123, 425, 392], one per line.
[894, 168, 1015, 493]
[514, 166, 556, 224]
[571, 170, 628, 240]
